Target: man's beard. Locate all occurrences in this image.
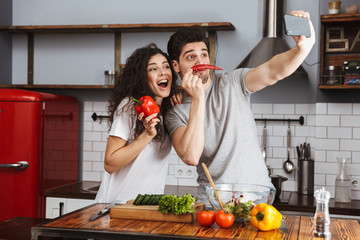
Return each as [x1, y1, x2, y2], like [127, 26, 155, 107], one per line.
[199, 72, 210, 84]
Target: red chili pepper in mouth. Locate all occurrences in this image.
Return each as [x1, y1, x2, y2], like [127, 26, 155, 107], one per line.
[192, 64, 223, 71]
[132, 96, 160, 118]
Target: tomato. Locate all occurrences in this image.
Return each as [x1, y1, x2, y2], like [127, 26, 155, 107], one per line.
[197, 210, 216, 227]
[215, 210, 235, 228]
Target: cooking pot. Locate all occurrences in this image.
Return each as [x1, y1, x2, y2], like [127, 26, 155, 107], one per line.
[270, 175, 288, 201]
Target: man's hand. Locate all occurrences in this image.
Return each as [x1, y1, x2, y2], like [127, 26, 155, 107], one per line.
[181, 68, 205, 102]
[290, 11, 316, 53]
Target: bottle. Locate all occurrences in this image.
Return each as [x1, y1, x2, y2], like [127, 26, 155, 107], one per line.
[313, 187, 331, 239]
[335, 157, 352, 203]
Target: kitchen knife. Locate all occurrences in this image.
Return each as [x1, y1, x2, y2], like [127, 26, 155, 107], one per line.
[279, 217, 289, 234]
[89, 203, 115, 221]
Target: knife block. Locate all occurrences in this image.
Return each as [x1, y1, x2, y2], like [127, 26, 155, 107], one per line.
[298, 159, 314, 195]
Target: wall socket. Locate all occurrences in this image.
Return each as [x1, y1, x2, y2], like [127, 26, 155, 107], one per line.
[175, 166, 196, 178]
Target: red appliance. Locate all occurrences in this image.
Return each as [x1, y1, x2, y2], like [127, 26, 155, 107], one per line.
[0, 89, 79, 221]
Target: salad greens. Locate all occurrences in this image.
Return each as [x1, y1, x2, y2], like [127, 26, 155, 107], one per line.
[158, 193, 196, 215]
[223, 192, 256, 219]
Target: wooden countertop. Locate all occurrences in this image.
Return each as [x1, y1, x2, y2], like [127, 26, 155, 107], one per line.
[31, 203, 360, 240]
[45, 181, 360, 217]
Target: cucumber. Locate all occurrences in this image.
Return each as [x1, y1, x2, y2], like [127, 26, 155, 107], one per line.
[132, 194, 165, 205]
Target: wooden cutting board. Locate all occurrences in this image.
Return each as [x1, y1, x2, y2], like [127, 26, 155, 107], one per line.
[110, 201, 205, 223]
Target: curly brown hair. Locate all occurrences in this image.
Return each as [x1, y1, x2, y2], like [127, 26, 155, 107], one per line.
[107, 43, 178, 142]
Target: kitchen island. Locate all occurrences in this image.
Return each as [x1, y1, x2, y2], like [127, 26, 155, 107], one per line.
[31, 203, 360, 240]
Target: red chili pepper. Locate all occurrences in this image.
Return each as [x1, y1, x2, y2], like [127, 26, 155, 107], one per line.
[192, 64, 223, 71]
[132, 96, 160, 118]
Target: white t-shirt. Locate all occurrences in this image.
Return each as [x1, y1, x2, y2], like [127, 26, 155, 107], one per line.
[95, 98, 171, 204]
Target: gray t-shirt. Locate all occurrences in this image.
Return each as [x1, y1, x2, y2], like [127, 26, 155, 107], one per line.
[165, 68, 273, 203]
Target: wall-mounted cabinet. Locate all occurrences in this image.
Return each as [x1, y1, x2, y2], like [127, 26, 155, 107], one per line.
[0, 22, 234, 90]
[319, 14, 360, 89]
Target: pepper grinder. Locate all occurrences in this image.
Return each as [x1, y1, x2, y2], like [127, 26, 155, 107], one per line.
[313, 187, 331, 239]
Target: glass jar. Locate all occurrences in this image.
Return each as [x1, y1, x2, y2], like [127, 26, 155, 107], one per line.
[335, 157, 356, 203]
[104, 70, 117, 85]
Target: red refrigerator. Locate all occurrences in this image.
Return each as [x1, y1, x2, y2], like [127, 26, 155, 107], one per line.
[0, 89, 79, 221]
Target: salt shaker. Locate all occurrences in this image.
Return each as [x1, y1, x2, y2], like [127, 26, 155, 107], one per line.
[313, 187, 331, 239]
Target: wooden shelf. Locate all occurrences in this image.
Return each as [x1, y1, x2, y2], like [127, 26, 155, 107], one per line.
[321, 13, 360, 22]
[319, 14, 360, 90]
[0, 22, 235, 34]
[319, 84, 360, 89]
[0, 84, 114, 89]
[0, 22, 235, 89]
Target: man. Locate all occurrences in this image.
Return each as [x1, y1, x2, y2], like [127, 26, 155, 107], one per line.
[165, 11, 315, 203]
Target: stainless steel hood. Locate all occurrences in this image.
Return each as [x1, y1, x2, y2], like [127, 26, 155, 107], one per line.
[236, 0, 308, 77]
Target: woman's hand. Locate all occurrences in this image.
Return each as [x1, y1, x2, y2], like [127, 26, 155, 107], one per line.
[138, 112, 160, 138]
[170, 91, 183, 106]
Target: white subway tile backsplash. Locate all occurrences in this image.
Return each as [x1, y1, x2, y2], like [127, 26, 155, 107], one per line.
[83, 151, 101, 161]
[315, 138, 339, 151]
[273, 104, 294, 114]
[83, 171, 102, 181]
[326, 151, 351, 162]
[306, 115, 316, 126]
[354, 128, 360, 139]
[83, 121, 93, 131]
[341, 115, 360, 127]
[93, 121, 108, 132]
[315, 127, 327, 138]
[326, 174, 337, 187]
[83, 141, 92, 151]
[295, 126, 315, 137]
[251, 104, 273, 114]
[316, 103, 327, 114]
[340, 139, 360, 151]
[348, 163, 360, 176]
[83, 101, 93, 111]
[328, 103, 352, 115]
[328, 127, 352, 139]
[314, 173, 326, 186]
[314, 150, 326, 162]
[79, 102, 360, 199]
[82, 161, 92, 171]
[84, 132, 102, 141]
[92, 161, 105, 172]
[92, 141, 107, 152]
[316, 115, 340, 127]
[315, 162, 337, 174]
[352, 152, 360, 163]
[295, 104, 316, 115]
[353, 104, 360, 115]
[93, 102, 108, 112]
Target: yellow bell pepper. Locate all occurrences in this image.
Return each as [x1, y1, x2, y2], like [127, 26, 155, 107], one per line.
[250, 203, 282, 231]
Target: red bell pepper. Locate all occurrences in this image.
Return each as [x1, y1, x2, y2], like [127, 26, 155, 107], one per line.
[192, 64, 223, 71]
[132, 96, 160, 118]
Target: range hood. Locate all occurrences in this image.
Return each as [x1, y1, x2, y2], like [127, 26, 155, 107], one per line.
[236, 0, 308, 77]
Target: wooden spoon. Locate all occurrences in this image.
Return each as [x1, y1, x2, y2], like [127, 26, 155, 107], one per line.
[201, 163, 224, 209]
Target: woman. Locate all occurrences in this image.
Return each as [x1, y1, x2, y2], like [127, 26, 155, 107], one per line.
[95, 43, 180, 203]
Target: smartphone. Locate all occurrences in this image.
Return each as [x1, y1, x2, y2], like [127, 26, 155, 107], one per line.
[284, 15, 311, 37]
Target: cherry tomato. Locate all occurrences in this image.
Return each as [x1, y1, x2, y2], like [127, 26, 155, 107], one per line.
[215, 210, 235, 228]
[197, 210, 216, 227]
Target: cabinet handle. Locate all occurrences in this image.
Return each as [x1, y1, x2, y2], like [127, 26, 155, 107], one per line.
[59, 202, 64, 216]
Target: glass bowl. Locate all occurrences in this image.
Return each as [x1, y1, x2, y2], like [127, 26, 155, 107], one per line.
[205, 183, 276, 222]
